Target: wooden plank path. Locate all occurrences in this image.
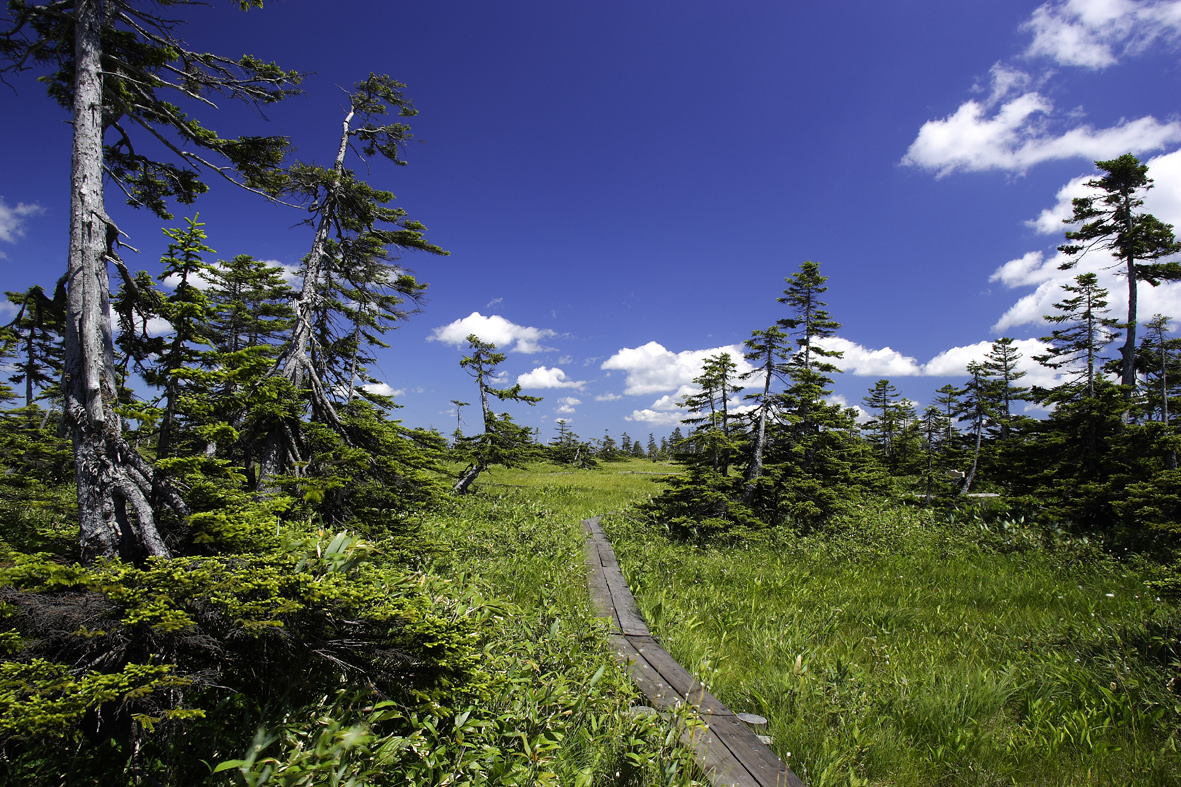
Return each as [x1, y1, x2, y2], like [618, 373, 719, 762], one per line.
[582, 516, 805, 787]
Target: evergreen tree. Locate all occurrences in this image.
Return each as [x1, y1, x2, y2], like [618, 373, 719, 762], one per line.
[598, 430, 619, 460]
[1, 0, 301, 561]
[205, 254, 294, 357]
[262, 74, 447, 486]
[452, 335, 541, 493]
[668, 426, 685, 457]
[1014, 273, 1126, 525]
[549, 419, 588, 465]
[1138, 315, 1181, 427]
[861, 379, 903, 466]
[679, 352, 741, 474]
[1035, 273, 1121, 406]
[1058, 154, 1181, 391]
[149, 217, 216, 461]
[956, 362, 991, 495]
[919, 405, 953, 504]
[738, 324, 791, 502]
[4, 280, 66, 408]
[981, 337, 1028, 440]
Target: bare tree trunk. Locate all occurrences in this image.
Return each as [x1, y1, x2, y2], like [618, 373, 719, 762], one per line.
[741, 375, 772, 505]
[258, 109, 357, 487]
[65, 0, 172, 562]
[958, 422, 981, 497]
[452, 462, 484, 495]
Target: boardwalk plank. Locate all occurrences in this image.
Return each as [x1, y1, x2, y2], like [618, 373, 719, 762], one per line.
[608, 634, 685, 710]
[580, 517, 801, 787]
[705, 715, 803, 787]
[628, 636, 732, 717]
[681, 722, 761, 787]
[604, 571, 650, 636]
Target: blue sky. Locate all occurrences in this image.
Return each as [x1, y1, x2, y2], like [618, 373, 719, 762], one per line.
[3, 0, 1181, 442]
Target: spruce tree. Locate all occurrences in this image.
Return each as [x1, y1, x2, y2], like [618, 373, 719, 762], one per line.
[4, 280, 66, 408]
[452, 335, 541, 493]
[261, 74, 447, 486]
[1, 0, 300, 560]
[1058, 154, 1181, 391]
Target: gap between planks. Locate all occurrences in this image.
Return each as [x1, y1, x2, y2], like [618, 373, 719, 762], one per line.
[581, 516, 805, 787]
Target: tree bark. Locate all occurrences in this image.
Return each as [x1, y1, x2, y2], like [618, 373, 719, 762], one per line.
[64, 0, 171, 562]
[452, 462, 483, 495]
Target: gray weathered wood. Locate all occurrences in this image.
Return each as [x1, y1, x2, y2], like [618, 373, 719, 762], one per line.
[581, 516, 804, 787]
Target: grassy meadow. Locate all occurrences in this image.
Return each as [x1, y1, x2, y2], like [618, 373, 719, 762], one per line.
[431, 458, 1181, 786]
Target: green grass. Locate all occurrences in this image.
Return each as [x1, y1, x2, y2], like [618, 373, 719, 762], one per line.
[404, 457, 704, 786]
[603, 496, 1181, 786]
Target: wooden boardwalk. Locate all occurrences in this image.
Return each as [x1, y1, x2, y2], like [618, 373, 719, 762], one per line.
[582, 516, 805, 787]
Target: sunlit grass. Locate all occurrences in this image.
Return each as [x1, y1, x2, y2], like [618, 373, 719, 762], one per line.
[412, 459, 1181, 785]
[604, 499, 1181, 787]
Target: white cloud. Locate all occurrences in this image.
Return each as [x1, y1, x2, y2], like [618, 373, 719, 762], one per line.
[600, 341, 752, 395]
[428, 312, 555, 353]
[921, 338, 1062, 388]
[1024, 0, 1181, 69]
[1144, 148, 1181, 225]
[555, 396, 581, 414]
[816, 336, 925, 376]
[922, 341, 995, 376]
[0, 198, 45, 257]
[827, 394, 869, 423]
[625, 408, 687, 426]
[902, 94, 1181, 176]
[992, 151, 1181, 333]
[1027, 176, 1092, 235]
[594, 392, 623, 402]
[903, 10, 1181, 178]
[363, 382, 405, 398]
[517, 366, 586, 389]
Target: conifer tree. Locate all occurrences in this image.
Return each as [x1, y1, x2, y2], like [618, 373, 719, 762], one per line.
[680, 352, 742, 474]
[205, 254, 294, 357]
[862, 379, 903, 465]
[1033, 273, 1123, 481]
[1139, 315, 1181, 426]
[149, 217, 216, 461]
[261, 74, 447, 485]
[1058, 154, 1181, 391]
[4, 280, 66, 408]
[452, 335, 541, 494]
[1, 0, 301, 560]
[956, 362, 991, 495]
[981, 337, 1028, 440]
[919, 405, 952, 504]
[739, 325, 791, 502]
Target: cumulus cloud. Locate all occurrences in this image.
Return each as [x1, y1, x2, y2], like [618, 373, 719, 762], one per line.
[921, 338, 1061, 388]
[599, 341, 752, 395]
[363, 382, 405, 398]
[594, 392, 623, 402]
[0, 198, 45, 257]
[625, 408, 687, 426]
[902, 94, 1181, 176]
[1024, 0, 1181, 69]
[429, 312, 555, 353]
[816, 337, 924, 376]
[518, 366, 586, 389]
[555, 396, 581, 414]
[903, 8, 1181, 178]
